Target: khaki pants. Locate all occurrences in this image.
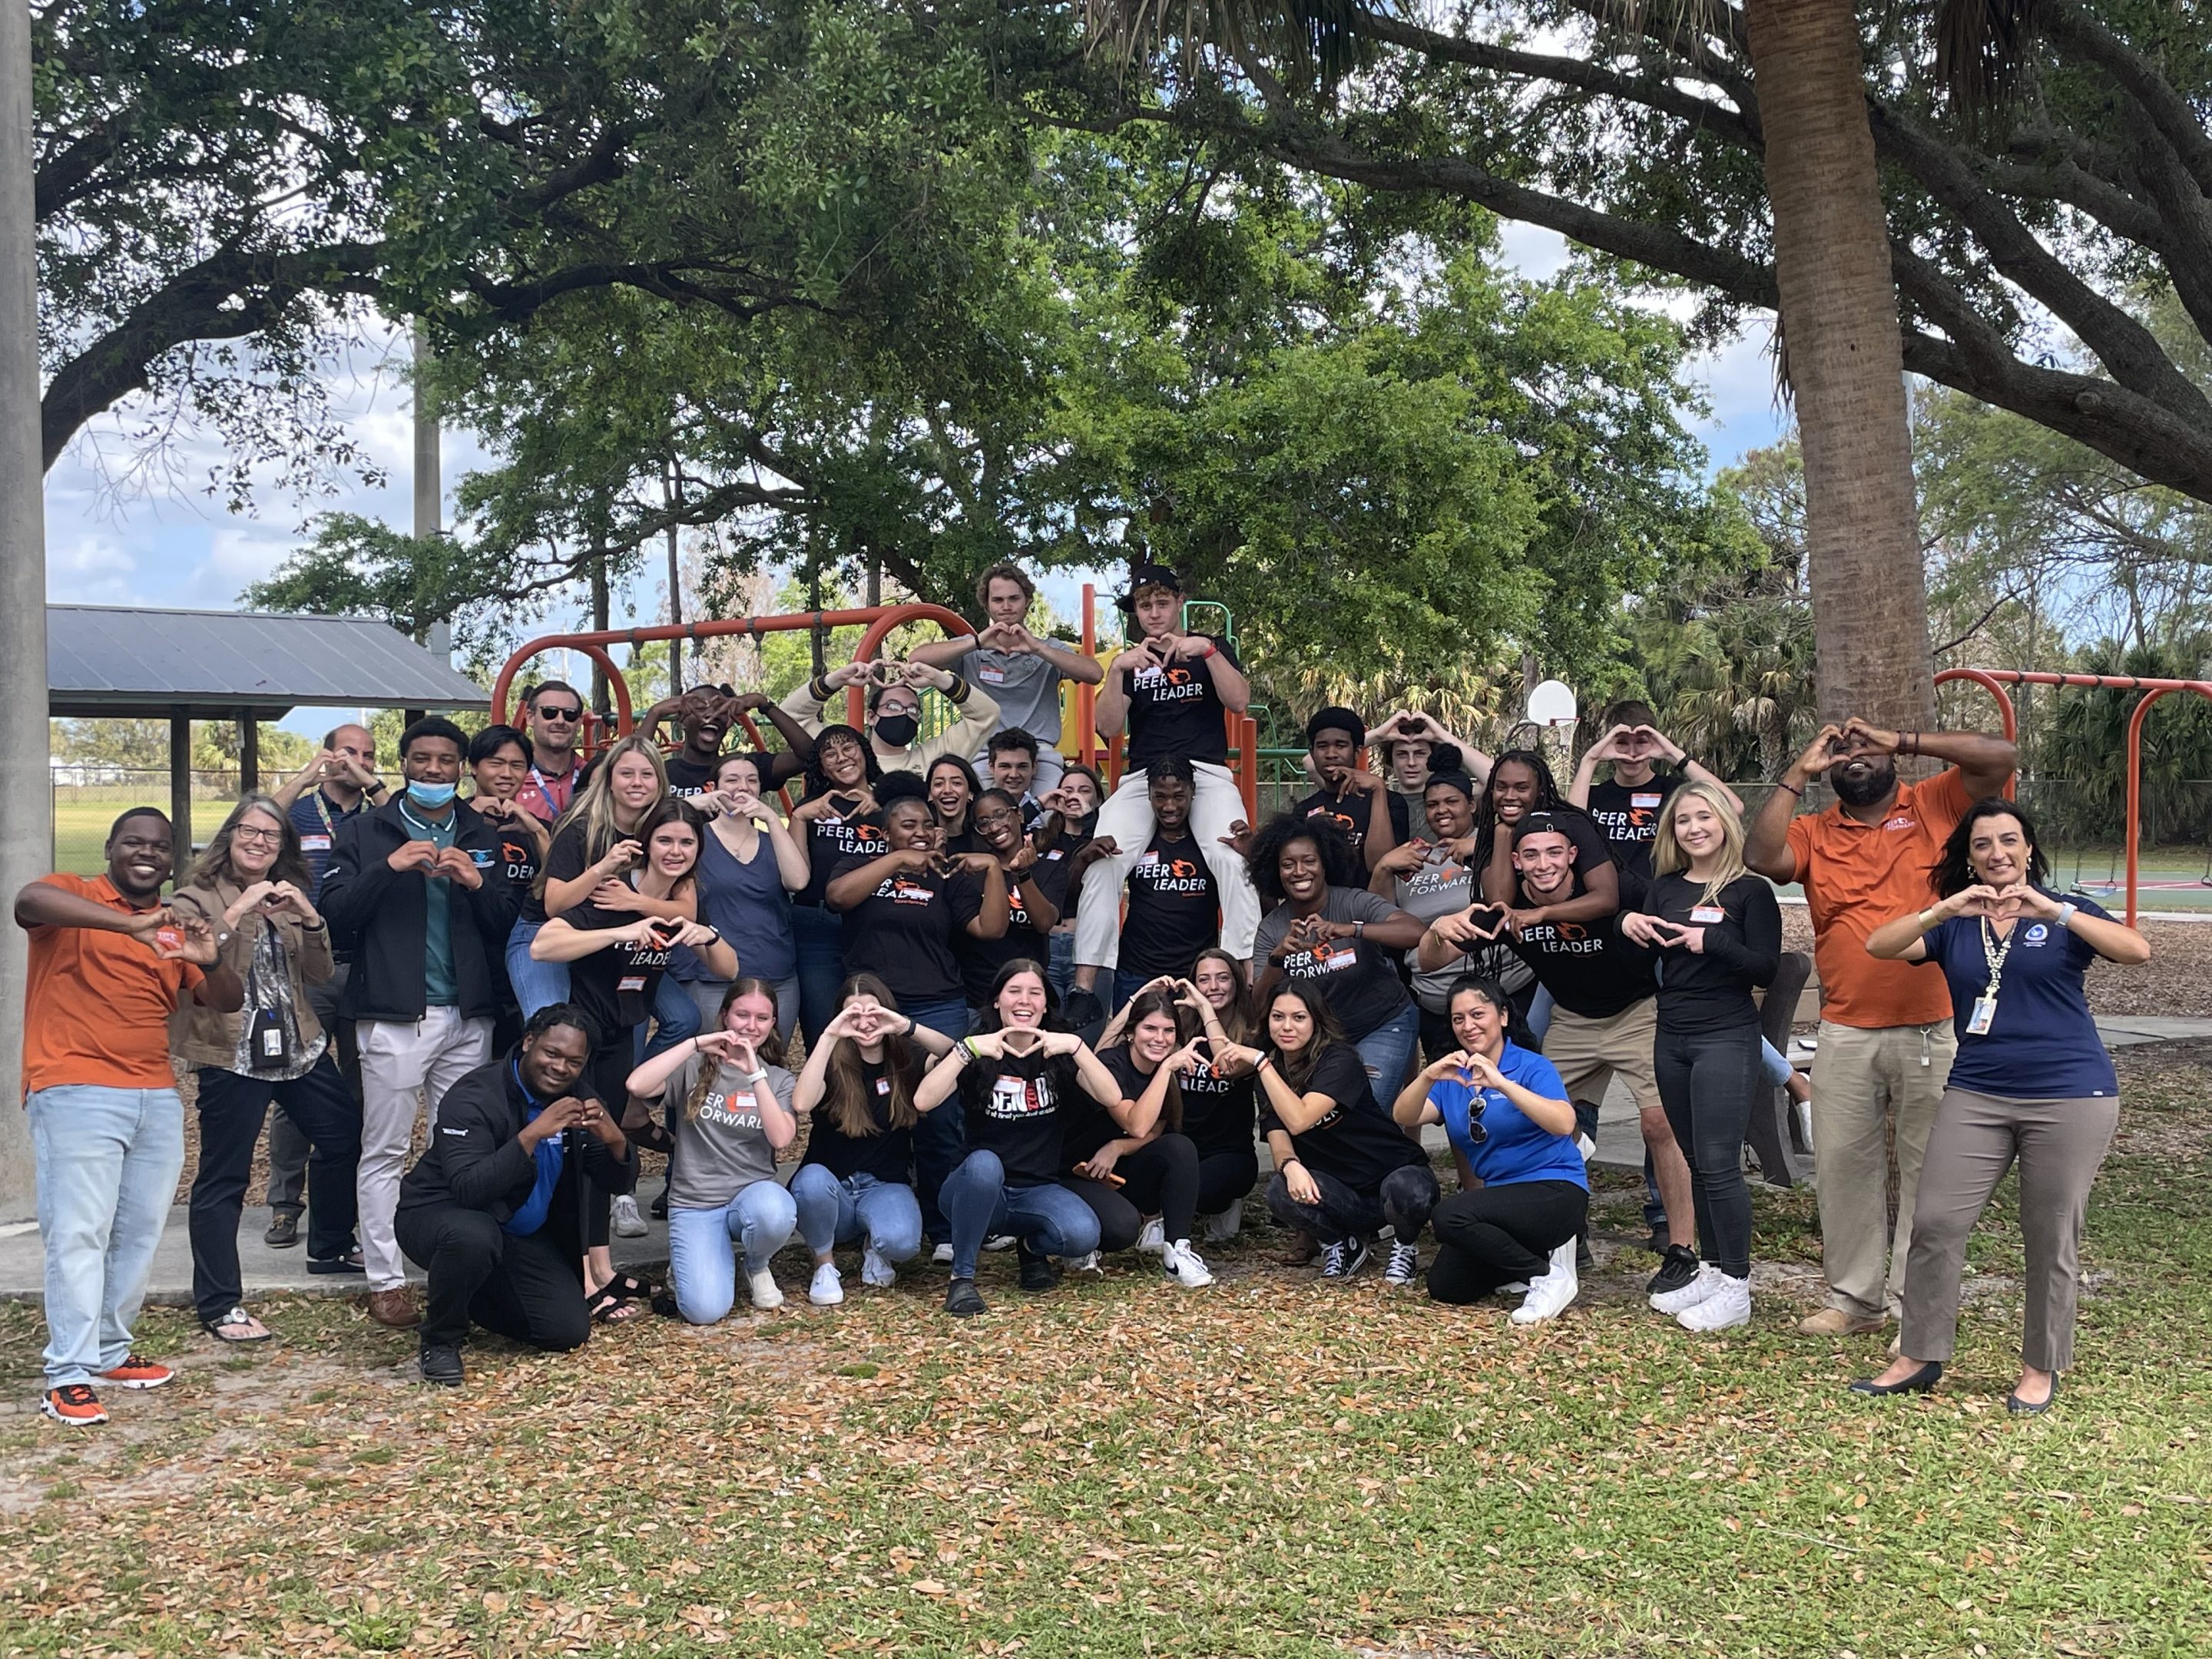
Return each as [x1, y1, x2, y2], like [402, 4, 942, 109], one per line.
[1900, 1088, 2118, 1372]
[1809, 1018, 1955, 1320]
[1543, 998, 1663, 1115]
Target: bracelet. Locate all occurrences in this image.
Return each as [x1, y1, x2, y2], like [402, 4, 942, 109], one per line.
[2056, 902, 2079, 929]
[1779, 780, 1804, 799]
[955, 1038, 978, 1063]
[743, 1068, 770, 1086]
[1918, 908, 1939, 932]
[1256, 1055, 1273, 1072]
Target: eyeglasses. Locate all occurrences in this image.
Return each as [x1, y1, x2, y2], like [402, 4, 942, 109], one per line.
[535, 706, 583, 722]
[231, 826, 283, 846]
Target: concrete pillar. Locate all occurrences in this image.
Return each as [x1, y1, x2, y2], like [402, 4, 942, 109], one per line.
[170, 711, 192, 859]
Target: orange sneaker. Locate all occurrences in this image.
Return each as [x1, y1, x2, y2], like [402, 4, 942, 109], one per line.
[96, 1354, 174, 1390]
[41, 1384, 108, 1427]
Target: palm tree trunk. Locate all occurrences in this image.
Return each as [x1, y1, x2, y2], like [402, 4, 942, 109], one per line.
[1745, 0, 1933, 733]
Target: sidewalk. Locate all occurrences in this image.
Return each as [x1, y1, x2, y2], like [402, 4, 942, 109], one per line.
[6, 1015, 2210, 1304]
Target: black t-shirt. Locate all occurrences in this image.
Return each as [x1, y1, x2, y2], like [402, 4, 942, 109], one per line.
[1124, 635, 1239, 769]
[1174, 1047, 1257, 1161]
[522, 820, 594, 926]
[800, 1052, 919, 1184]
[485, 815, 541, 906]
[1508, 866, 1654, 1020]
[1068, 1044, 1156, 1166]
[1119, 830, 1220, 979]
[1032, 830, 1091, 927]
[797, 796, 888, 908]
[1291, 786, 1410, 873]
[959, 1051, 1083, 1187]
[1587, 771, 1684, 883]
[560, 902, 674, 1048]
[1639, 871, 1781, 1035]
[833, 854, 987, 1005]
[1258, 1042, 1423, 1193]
[1488, 808, 1618, 906]
[955, 856, 1068, 1005]
[664, 747, 777, 800]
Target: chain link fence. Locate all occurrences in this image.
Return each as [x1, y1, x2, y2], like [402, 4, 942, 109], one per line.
[50, 768, 249, 876]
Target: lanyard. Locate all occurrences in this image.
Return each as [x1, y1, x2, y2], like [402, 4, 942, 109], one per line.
[1978, 915, 2018, 995]
[530, 763, 575, 809]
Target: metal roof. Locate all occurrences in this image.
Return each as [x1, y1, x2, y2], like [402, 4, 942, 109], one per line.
[46, 606, 490, 717]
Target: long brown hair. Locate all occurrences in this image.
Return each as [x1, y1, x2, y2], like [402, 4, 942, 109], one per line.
[183, 794, 313, 894]
[1191, 947, 1257, 1045]
[1112, 985, 1198, 1134]
[823, 972, 920, 1138]
[1264, 982, 1346, 1091]
[684, 978, 790, 1121]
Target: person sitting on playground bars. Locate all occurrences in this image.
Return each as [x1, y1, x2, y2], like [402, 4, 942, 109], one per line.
[779, 657, 999, 780]
[909, 561, 1103, 793]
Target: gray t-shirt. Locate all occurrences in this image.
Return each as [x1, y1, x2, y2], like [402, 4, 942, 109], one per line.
[1392, 848, 1532, 1011]
[958, 646, 1066, 750]
[664, 1054, 798, 1210]
[1253, 886, 1412, 1040]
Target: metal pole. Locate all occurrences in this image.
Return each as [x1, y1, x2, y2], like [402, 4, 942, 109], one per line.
[239, 709, 259, 794]
[170, 710, 192, 857]
[0, 0, 46, 1218]
[412, 320, 439, 542]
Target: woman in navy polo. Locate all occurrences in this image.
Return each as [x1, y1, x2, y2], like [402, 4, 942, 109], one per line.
[1394, 975, 1585, 1321]
[1856, 798, 2150, 1412]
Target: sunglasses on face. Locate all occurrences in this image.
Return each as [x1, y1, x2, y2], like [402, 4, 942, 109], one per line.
[536, 706, 583, 722]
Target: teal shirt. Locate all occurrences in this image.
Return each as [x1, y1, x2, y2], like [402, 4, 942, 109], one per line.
[399, 800, 460, 1007]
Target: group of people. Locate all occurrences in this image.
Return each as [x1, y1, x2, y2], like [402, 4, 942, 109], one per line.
[18, 558, 2146, 1420]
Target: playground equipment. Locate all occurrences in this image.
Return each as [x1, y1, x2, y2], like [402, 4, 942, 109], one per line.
[488, 584, 1265, 823]
[1936, 667, 2212, 926]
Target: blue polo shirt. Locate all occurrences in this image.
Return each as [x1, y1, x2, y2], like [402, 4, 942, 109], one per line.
[1921, 893, 2118, 1098]
[1426, 1041, 1586, 1189]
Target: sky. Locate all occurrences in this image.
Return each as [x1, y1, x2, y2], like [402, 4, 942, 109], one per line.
[43, 226, 1787, 743]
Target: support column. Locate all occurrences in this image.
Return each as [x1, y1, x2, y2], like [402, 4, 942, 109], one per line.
[239, 709, 259, 794]
[170, 710, 192, 859]
[0, 0, 49, 1217]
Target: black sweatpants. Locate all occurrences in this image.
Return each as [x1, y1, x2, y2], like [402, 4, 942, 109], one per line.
[1196, 1147, 1259, 1216]
[1265, 1163, 1439, 1247]
[1065, 1133, 1200, 1250]
[1652, 1022, 1762, 1278]
[1426, 1181, 1588, 1304]
[394, 1204, 591, 1353]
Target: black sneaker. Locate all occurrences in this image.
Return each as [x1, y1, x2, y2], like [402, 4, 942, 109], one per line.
[943, 1278, 987, 1318]
[649, 1187, 670, 1221]
[1016, 1239, 1059, 1293]
[1575, 1232, 1595, 1273]
[1647, 1243, 1700, 1296]
[419, 1341, 464, 1388]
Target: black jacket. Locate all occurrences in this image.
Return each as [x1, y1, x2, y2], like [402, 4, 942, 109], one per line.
[396, 1054, 637, 1225]
[320, 797, 520, 1022]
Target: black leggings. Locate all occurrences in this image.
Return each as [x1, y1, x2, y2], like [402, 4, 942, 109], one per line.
[1651, 1022, 1761, 1278]
[1065, 1133, 1200, 1250]
[1196, 1147, 1259, 1215]
[1264, 1163, 1439, 1247]
[1426, 1181, 1588, 1304]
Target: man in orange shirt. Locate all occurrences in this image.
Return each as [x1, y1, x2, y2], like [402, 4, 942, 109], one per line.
[15, 810, 242, 1427]
[1747, 717, 2016, 1336]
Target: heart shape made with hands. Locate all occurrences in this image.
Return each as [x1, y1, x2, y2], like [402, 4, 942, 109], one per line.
[1456, 903, 1511, 942]
[1135, 634, 1176, 670]
[863, 658, 906, 689]
[646, 917, 686, 949]
[928, 850, 961, 879]
[999, 1027, 1043, 1058]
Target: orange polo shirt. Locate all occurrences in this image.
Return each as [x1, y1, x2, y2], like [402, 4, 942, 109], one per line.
[1785, 769, 1972, 1030]
[21, 874, 203, 1097]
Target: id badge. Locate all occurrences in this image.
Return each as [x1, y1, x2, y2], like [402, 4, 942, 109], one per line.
[1966, 995, 1998, 1036]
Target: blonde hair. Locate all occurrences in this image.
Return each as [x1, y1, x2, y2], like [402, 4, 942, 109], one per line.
[1651, 780, 1749, 904]
[552, 735, 669, 869]
[684, 979, 790, 1121]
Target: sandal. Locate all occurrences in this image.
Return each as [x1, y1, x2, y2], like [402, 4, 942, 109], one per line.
[204, 1306, 272, 1343]
[306, 1250, 366, 1276]
[588, 1273, 654, 1324]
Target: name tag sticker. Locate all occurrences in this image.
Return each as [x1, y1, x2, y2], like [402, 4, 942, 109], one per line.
[1631, 793, 1664, 809]
[617, 974, 648, 993]
[977, 664, 1007, 684]
[300, 834, 332, 853]
[1318, 944, 1359, 972]
[1690, 906, 1727, 924]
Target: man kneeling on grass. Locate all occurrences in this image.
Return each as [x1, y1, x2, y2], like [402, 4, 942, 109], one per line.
[394, 1005, 637, 1387]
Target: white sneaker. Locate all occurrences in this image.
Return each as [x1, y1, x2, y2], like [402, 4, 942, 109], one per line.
[1200, 1205, 1241, 1243]
[1574, 1132, 1597, 1161]
[931, 1242, 954, 1267]
[1497, 1280, 1530, 1296]
[1064, 1250, 1101, 1273]
[611, 1194, 648, 1238]
[1677, 1273, 1752, 1331]
[747, 1268, 784, 1311]
[860, 1246, 896, 1288]
[1510, 1241, 1580, 1325]
[808, 1263, 844, 1306]
[1163, 1240, 1214, 1288]
[1136, 1217, 1166, 1255]
[1382, 1240, 1419, 1286]
[983, 1234, 1016, 1253]
[1650, 1263, 1725, 1316]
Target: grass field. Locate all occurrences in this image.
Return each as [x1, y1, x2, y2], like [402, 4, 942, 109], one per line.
[1, 1048, 2206, 1657]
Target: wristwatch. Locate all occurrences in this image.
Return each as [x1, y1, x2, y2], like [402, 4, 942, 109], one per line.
[2055, 902, 2078, 929]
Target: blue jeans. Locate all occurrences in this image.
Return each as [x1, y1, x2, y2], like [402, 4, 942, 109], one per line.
[638, 975, 702, 1063]
[1352, 1002, 1421, 1103]
[28, 1086, 186, 1388]
[1047, 930, 1076, 1001]
[790, 1165, 923, 1262]
[939, 1151, 1100, 1280]
[506, 919, 569, 1019]
[665, 1181, 800, 1324]
[790, 903, 848, 1045]
[1111, 969, 1156, 1013]
[903, 998, 972, 1240]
